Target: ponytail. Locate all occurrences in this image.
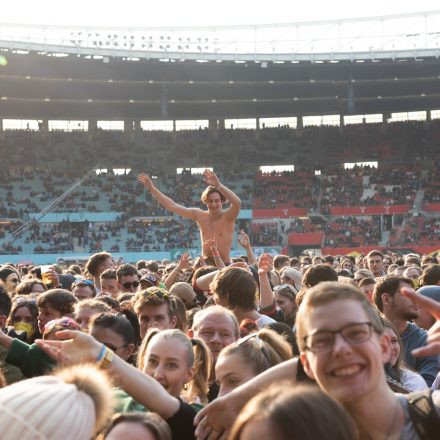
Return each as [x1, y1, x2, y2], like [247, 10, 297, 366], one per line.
[186, 338, 212, 405]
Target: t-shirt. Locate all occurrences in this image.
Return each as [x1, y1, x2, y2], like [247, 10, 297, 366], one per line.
[400, 369, 427, 392]
[397, 390, 440, 439]
[401, 322, 440, 386]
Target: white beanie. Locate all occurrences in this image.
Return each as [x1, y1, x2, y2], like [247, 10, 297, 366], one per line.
[0, 374, 98, 440]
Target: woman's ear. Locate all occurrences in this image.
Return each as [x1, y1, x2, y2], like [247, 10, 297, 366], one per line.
[300, 352, 316, 380]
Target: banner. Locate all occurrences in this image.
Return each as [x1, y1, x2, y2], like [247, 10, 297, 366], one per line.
[253, 208, 308, 218]
[329, 205, 410, 216]
[288, 232, 323, 245]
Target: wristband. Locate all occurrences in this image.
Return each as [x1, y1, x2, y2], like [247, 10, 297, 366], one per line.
[96, 343, 106, 362]
[97, 346, 115, 370]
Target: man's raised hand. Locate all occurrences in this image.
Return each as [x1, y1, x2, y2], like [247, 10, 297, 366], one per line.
[203, 169, 221, 188]
[258, 253, 273, 276]
[401, 286, 440, 357]
[138, 173, 154, 191]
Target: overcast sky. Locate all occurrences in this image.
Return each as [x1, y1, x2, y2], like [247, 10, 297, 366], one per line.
[2, 0, 440, 27]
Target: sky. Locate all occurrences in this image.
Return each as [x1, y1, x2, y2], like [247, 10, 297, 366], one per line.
[1, 0, 440, 27]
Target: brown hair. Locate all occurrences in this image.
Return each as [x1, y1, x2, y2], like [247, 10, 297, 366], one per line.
[210, 267, 257, 311]
[133, 288, 176, 320]
[100, 269, 117, 281]
[99, 412, 171, 440]
[373, 276, 412, 312]
[219, 328, 292, 376]
[229, 384, 357, 440]
[295, 282, 383, 352]
[366, 250, 384, 260]
[16, 279, 46, 296]
[201, 186, 226, 204]
[420, 264, 440, 287]
[138, 328, 212, 405]
[85, 252, 112, 277]
[37, 289, 78, 316]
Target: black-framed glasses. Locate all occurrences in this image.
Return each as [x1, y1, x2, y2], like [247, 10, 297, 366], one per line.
[303, 322, 374, 353]
[122, 280, 140, 289]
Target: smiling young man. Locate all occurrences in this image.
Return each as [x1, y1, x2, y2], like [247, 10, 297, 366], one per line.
[194, 282, 440, 440]
[138, 169, 241, 264]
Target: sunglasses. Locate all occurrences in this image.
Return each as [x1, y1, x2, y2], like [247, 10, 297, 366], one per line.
[123, 281, 140, 289]
[104, 342, 128, 352]
[72, 279, 95, 288]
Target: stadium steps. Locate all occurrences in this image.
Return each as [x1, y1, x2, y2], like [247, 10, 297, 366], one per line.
[412, 189, 425, 213]
[380, 230, 390, 246]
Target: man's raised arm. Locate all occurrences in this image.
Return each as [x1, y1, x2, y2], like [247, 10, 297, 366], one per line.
[138, 173, 197, 220]
[203, 169, 241, 218]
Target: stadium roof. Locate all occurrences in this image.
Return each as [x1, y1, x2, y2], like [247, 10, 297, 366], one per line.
[0, 11, 440, 120]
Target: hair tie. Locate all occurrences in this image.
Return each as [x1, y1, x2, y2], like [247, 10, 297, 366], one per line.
[190, 338, 197, 346]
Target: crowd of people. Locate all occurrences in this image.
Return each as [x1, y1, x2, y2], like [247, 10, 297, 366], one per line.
[0, 247, 439, 439]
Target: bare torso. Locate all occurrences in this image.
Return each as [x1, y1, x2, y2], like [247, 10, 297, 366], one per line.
[195, 210, 235, 263]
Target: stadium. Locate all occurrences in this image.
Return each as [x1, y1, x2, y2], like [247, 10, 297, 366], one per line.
[1, 10, 440, 264]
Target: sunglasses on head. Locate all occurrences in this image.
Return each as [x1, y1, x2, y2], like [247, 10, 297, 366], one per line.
[123, 281, 140, 289]
[73, 279, 95, 288]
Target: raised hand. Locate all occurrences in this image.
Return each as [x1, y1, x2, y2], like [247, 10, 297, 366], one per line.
[177, 251, 191, 272]
[203, 169, 221, 188]
[35, 330, 101, 365]
[237, 230, 251, 249]
[401, 286, 440, 357]
[258, 253, 273, 276]
[138, 173, 154, 191]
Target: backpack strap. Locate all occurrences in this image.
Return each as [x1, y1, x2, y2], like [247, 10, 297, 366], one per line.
[406, 389, 440, 440]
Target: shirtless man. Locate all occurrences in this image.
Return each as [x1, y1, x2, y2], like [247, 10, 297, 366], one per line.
[138, 169, 241, 263]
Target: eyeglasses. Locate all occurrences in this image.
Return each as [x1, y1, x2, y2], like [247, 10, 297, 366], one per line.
[122, 281, 140, 289]
[303, 322, 374, 353]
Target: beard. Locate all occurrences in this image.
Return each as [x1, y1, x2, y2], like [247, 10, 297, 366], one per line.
[402, 310, 419, 321]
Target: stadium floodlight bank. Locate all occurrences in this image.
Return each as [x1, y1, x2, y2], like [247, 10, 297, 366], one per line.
[1, 10, 440, 62]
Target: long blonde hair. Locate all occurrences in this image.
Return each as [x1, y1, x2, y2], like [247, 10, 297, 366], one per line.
[138, 328, 212, 404]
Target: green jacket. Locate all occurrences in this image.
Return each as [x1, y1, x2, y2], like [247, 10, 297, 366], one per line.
[5, 339, 55, 378]
[0, 343, 24, 384]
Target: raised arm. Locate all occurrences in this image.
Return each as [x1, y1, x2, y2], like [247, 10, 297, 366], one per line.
[36, 331, 181, 419]
[163, 251, 190, 290]
[237, 230, 257, 265]
[258, 253, 275, 310]
[194, 358, 298, 439]
[138, 173, 198, 220]
[203, 169, 241, 219]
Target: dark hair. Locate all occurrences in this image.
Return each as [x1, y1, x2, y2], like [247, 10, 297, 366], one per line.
[0, 266, 19, 282]
[16, 279, 46, 296]
[290, 258, 300, 267]
[420, 264, 440, 287]
[6, 296, 40, 342]
[373, 276, 412, 312]
[85, 252, 112, 277]
[229, 385, 357, 440]
[302, 264, 338, 288]
[323, 255, 334, 265]
[116, 264, 139, 282]
[358, 277, 376, 288]
[265, 321, 298, 356]
[146, 261, 159, 273]
[0, 286, 12, 317]
[273, 255, 290, 270]
[96, 296, 120, 312]
[36, 289, 78, 315]
[210, 267, 257, 311]
[90, 312, 136, 346]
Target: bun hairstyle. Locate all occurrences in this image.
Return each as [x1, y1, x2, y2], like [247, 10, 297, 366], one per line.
[0, 365, 114, 440]
[219, 328, 292, 376]
[139, 328, 212, 404]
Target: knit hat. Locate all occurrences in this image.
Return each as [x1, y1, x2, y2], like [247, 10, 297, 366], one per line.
[282, 267, 302, 291]
[0, 365, 113, 440]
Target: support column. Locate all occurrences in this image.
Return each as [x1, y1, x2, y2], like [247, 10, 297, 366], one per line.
[88, 119, 97, 132]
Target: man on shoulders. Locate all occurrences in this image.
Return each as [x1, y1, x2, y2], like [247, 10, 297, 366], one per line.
[139, 169, 240, 264]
